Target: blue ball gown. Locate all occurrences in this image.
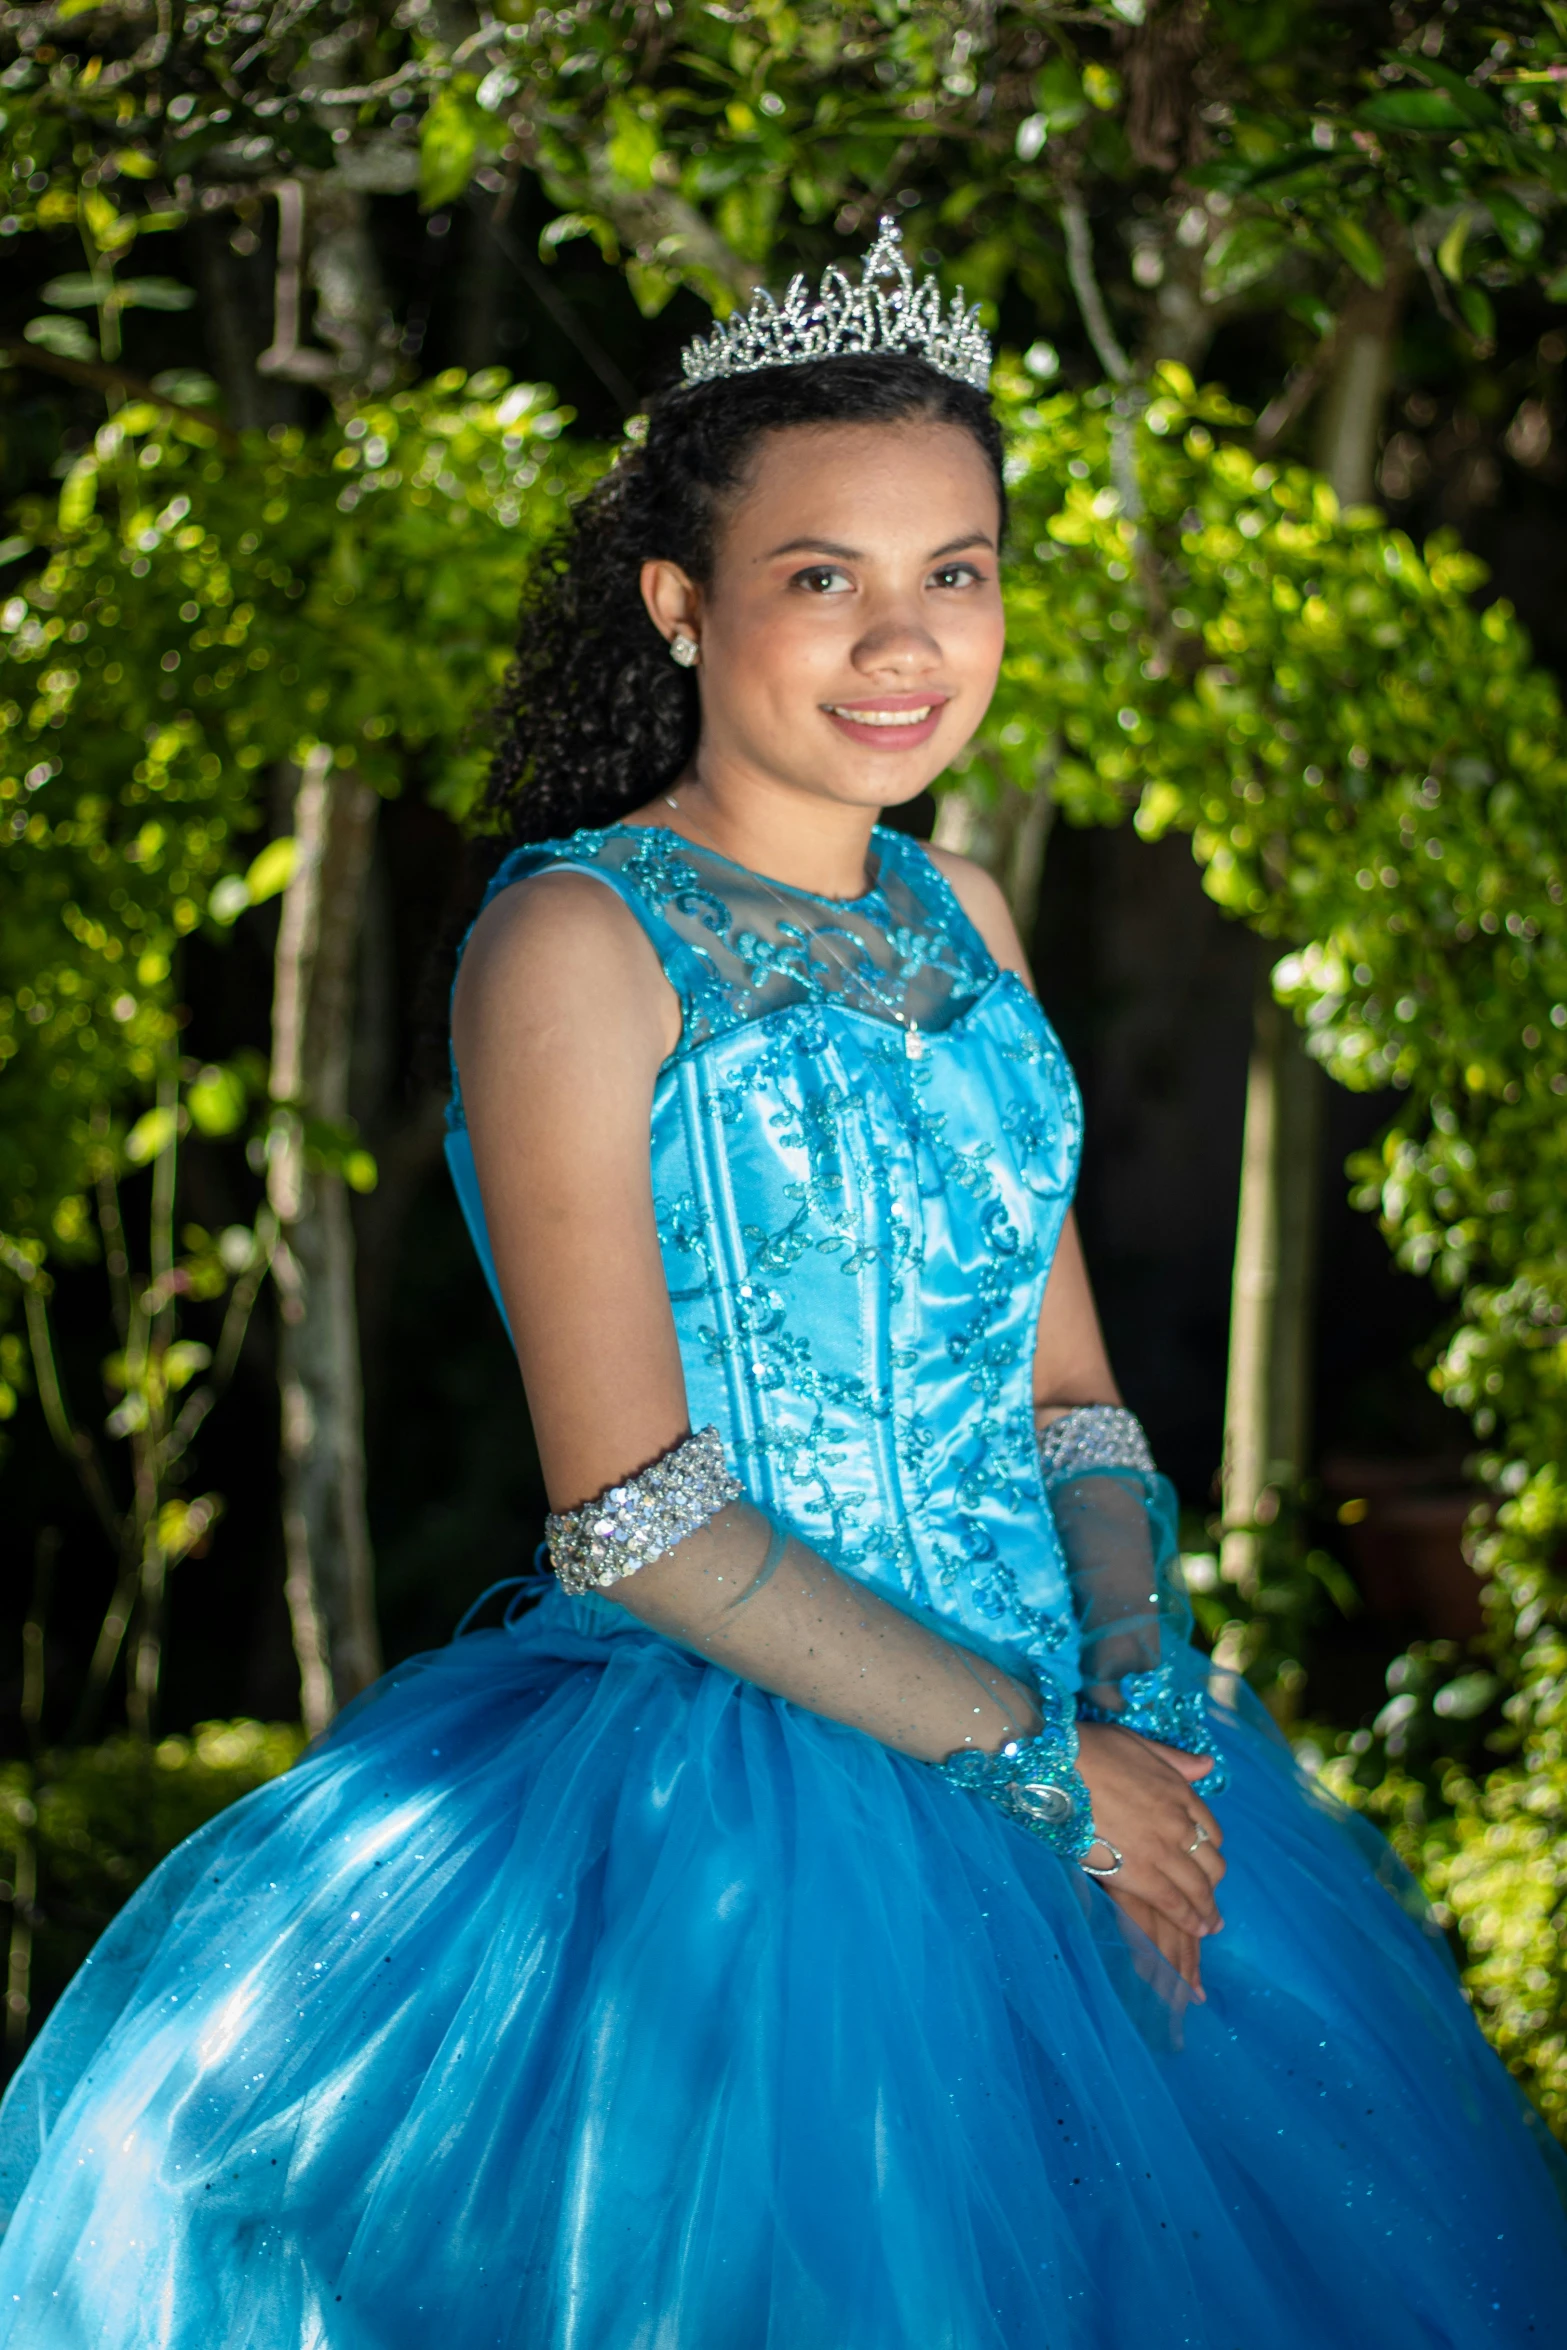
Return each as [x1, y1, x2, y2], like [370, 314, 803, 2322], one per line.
[1, 822, 1563, 2348]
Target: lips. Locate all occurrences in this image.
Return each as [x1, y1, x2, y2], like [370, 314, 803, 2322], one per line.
[821, 694, 949, 750]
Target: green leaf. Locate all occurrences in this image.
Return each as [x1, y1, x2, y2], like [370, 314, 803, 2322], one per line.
[57, 454, 97, 532]
[1484, 189, 1542, 264]
[539, 212, 608, 261]
[186, 1064, 247, 1137]
[150, 367, 221, 409]
[606, 96, 663, 192]
[40, 274, 102, 309]
[419, 89, 481, 210]
[626, 260, 679, 317]
[1385, 51, 1504, 128]
[1032, 58, 1087, 133]
[1545, 263, 1567, 303]
[161, 1341, 212, 1392]
[1357, 90, 1471, 135]
[1285, 292, 1335, 337]
[243, 836, 298, 906]
[125, 1105, 178, 1166]
[1325, 214, 1385, 288]
[1437, 208, 1478, 285]
[1227, 146, 1330, 194]
[115, 278, 197, 311]
[1203, 216, 1292, 300]
[24, 313, 97, 360]
[1456, 282, 1496, 344]
[56, 0, 106, 18]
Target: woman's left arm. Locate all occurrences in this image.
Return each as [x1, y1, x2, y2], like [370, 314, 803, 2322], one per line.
[929, 846, 1226, 1997]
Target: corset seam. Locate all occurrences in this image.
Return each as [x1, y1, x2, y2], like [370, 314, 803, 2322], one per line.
[679, 1053, 767, 1496]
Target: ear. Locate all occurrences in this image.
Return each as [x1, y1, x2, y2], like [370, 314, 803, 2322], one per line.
[640, 558, 703, 646]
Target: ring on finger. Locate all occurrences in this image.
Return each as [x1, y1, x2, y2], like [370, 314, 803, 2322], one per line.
[1187, 1824, 1211, 1856]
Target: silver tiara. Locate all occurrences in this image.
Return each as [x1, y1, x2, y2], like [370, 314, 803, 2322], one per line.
[680, 216, 991, 393]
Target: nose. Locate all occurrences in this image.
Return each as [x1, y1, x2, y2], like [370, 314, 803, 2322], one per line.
[849, 602, 942, 679]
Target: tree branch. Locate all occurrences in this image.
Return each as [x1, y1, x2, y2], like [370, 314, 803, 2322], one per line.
[3, 1263, 125, 1549]
[1253, 324, 1341, 455]
[0, 342, 238, 447]
[465, 193, 636, 415]
[1060, 191, 1132, 386]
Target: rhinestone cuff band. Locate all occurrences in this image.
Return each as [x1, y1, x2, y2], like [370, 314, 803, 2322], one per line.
[936, 1693, 1099, 1867]
[1037, 1404, 1155, 1487]
[1078, 1668, 1230, 1796]
[546, 1426, 742, 1596]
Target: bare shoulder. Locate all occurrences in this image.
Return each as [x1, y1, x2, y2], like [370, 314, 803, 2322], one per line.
[452, 865, 679, 1069]
[920, 843, 1034, 985]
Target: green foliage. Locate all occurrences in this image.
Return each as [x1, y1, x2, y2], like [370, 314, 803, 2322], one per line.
[0, 373, 586, 1250]
[1311, 1744, 1567, 2138]
[1, 1721, 302, 2060]
[964, 365, 1567, 2122]
[0, 371, 591, 1745]
[6, 4, 1566, 387]
[2, 0, 1565, 2138]
[1422, 1761, 1567, 2137]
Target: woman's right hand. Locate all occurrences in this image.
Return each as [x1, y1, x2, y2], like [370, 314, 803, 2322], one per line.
[1074, 1721, 1225, 1997]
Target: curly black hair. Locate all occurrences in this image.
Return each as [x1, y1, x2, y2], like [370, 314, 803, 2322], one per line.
[482, 353, 1007, 847]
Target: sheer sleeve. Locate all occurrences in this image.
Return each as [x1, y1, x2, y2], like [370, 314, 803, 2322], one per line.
[546, 1430, 1105, 1864]
[1039, 1410, 1227, 1791]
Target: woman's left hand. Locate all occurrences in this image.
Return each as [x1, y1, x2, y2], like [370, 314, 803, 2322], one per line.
[1106, 1887, 1208, 2002]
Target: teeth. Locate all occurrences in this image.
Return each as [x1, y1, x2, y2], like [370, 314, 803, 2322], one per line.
[827, 705, 936, 727]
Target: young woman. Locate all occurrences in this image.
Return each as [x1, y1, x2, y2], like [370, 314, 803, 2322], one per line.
[1, 222, 1563, 2349]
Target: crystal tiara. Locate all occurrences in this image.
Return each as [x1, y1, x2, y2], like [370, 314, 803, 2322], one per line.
[680, 216, 992, 394]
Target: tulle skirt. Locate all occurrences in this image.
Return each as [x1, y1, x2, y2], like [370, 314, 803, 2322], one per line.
[1, 1587, 1563, 2348]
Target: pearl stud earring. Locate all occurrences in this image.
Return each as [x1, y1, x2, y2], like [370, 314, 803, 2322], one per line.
[669, 633, 700, 669]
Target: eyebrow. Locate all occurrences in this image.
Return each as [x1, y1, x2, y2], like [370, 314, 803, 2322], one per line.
[761, 531, 996, 562]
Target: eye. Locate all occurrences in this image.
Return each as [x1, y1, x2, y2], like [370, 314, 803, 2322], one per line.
[790, 564, 853, 594]
[929, 562, 985, 590]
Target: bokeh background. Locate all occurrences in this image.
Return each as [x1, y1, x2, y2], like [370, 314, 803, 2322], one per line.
[2, 0, 1566, 2135]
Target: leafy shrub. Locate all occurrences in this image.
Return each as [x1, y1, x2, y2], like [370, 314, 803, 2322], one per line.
[0, 1719, 302, 2076]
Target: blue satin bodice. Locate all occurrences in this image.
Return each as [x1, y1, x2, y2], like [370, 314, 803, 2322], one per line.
[446, 822, 1086, 1694]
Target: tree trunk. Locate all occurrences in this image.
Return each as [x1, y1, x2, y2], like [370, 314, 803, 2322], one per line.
[268, 751, 382, 1734]
[1313, 269, 1407, 507]
[1219, 957, 1323, 1593]
[1219, 263, 1407, 1590]
[932, 757, 1058, 933]
[189, 213, 304, 433]
[455, 204, 509, 377]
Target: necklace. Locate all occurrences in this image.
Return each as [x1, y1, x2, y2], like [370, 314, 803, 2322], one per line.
[661, 792, 926, 1058]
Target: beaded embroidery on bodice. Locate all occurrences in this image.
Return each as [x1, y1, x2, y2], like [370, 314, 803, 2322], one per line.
[446, 819, 1087, 1695]
[448, 823, 999, 1114]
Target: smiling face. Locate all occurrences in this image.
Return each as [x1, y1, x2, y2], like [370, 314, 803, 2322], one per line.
[639, 416, 1006, 820]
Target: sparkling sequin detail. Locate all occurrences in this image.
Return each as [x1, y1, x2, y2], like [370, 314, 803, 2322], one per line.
[448, 822, 1089, 1696]
[547, 1425, 741, 1594]
[1037, 1404, 1155, 1485]
[936, 1690, 1097, 1864]
[1079, 1669, 1230, 1794]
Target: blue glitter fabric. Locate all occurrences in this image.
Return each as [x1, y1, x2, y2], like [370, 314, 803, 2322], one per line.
[1, 822, 1564, 2347]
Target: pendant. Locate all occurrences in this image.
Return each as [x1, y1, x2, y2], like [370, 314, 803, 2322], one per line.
[904, 1025, 924, 1060]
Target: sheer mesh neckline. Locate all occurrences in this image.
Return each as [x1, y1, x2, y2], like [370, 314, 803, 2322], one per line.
[614, 820, 887, 913]
[449, 818, 1002, 1119]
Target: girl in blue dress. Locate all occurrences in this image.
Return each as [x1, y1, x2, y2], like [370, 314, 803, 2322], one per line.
[1, 220, 1563, 2349]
